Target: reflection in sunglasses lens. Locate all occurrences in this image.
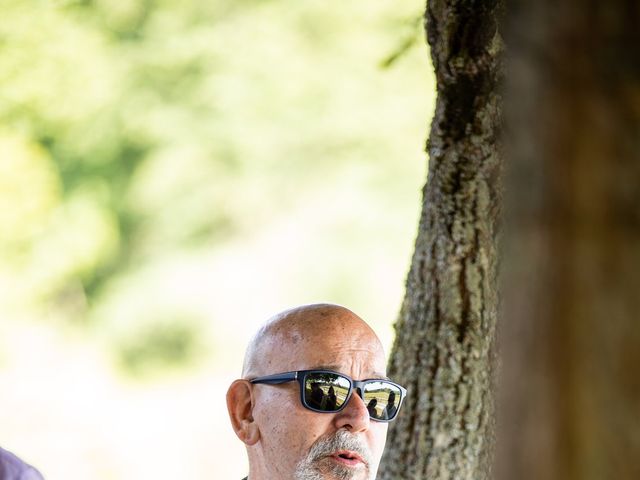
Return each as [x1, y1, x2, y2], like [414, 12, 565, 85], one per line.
[304, 373, 350, 411]
[363, 382, 401, 420]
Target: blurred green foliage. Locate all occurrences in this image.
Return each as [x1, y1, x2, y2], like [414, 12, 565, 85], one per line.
[0, 0, 432, 376]
[117, 314, 203, 377]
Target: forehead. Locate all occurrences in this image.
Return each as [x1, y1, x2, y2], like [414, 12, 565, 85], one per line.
[270, 323, 387, 377]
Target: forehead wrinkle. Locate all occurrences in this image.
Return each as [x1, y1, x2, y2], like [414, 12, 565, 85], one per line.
[313, 364, 389, 380]
[315, 344, 387, 373]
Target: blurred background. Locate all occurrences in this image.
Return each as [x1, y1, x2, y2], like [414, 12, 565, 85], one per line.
[0, 0, 434, 478]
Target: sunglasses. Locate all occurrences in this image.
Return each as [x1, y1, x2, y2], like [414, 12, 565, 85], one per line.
[249, 369, 406, 422]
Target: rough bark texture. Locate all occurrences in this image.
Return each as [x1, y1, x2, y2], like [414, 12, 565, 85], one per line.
[499, 2, 640, 480]
[378, 1, 502, 479]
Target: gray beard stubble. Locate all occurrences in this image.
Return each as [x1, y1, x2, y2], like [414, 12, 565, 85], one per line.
[293, 430, 374, 480]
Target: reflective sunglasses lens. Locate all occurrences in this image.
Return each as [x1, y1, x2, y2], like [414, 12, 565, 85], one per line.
[363, 381, 402, 420]
[304, 373, 351, 412]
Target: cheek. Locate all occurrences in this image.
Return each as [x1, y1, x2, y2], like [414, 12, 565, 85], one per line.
[368, 424, 389, 466]
[254, 389, 331, 464]
[255, 389, 298, 438]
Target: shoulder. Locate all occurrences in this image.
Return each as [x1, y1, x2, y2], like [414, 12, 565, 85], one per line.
[0, 447, 45, 480]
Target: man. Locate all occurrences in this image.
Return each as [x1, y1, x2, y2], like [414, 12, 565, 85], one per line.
[0, 446, 45, 480]
[383, 392, 397, 421]
[226, 303, 406, 480]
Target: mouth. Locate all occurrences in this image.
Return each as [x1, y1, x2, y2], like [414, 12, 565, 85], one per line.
[329, 450, 366, 468]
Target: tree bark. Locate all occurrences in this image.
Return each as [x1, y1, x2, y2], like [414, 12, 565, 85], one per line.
[378, 1, 503, 479]
[498, 2, 640, 480]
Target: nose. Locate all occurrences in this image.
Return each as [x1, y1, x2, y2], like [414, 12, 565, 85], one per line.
[334, 388, 370, 432]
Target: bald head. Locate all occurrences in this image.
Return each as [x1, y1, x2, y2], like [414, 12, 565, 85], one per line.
[228, 304, 392, 480]
[242, 303, 386, 379]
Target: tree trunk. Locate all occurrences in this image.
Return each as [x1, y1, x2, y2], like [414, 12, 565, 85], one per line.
[499, 2, 640, 480]
[379, 1, 503, 478]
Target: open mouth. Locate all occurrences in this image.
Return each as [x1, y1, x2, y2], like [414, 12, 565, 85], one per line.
[329, 450, 365, 467]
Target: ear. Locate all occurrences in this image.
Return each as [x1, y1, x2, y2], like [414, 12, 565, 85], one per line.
[226, 379, 260, 446]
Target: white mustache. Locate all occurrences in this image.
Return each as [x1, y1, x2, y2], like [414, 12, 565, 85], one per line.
[308, 430, 373, 467]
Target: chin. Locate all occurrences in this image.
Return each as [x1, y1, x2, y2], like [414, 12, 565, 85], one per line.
[295, 458, 372, 480]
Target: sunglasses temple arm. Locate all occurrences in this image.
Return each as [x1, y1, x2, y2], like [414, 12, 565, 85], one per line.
[250, 372, 298, 384]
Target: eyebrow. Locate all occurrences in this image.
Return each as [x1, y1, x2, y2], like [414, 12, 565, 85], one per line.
[312, 365, 390, 381]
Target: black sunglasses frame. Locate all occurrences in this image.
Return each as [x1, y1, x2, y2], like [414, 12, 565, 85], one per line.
[249, 369, 407, 422]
